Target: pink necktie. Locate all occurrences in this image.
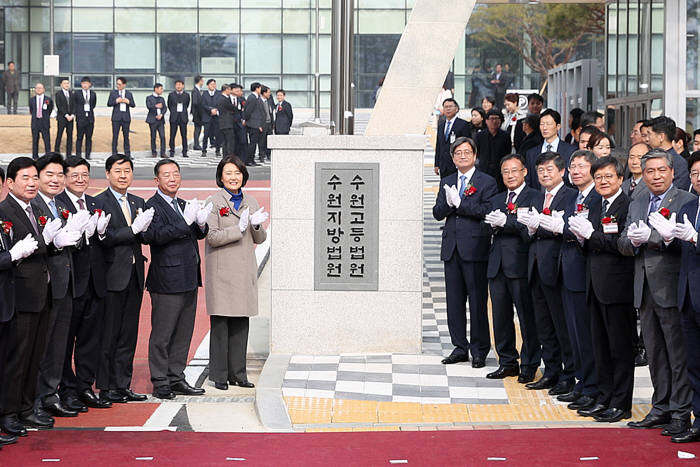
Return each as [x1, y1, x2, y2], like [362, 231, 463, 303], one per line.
[544, 193, 553, 210]
[37, 97, 42, 118]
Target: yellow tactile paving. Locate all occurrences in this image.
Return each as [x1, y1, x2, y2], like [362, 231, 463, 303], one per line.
[421, 403, 469, 423]
[332, 399, 378, 424]
[377, 401, 423, 424]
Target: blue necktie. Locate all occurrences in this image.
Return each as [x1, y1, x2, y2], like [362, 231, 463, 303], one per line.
[444, 120, 452, 142]
[48, 199, 58, 218]
[648, 195, 661, 218]
[695, 205, 700, 231]
[576, 192, 584, 205]
[458, 175, 466, 197]
[171, 198, 183, 218]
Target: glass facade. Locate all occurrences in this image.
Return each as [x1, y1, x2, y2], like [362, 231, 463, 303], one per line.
[687, 0, 700, 131]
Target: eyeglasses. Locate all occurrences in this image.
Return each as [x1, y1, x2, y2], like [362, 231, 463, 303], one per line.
[536, 166, 558, 174]
[569, 163, 590, 171]
[68, 173, 89, 180]
[594, 174, 618, 182]
[453, 150, 474, 157]
[501, 168, 525, 176]
[689, 171, 700, 179]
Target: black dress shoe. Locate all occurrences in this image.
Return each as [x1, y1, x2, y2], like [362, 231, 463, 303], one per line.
[43, 401, 78, 418]
[1, 415, 27, 437]
[662, 419, 691, 436]
[152, 387, 175, 400]
[593, 407, 631, 423]
[20, 413, 54, 429]
[672, 428, 700, 443]
[63, 396, 88, 413]
[568, 395, 596, 411]
[101, 390, 128, 404]
[214, 382, 229, 390]
[471, 357, 486, 369]
[635, 347, 648, 367]
[577, 403, 607, 417]
[525, 376, 556, 390]
[80, 389, 112, 408]
[549, 380, 574, 396]
[182, 153, 188, 158]
[486, 366, 519, 379]
[35, 408, 55, 424]
[517, 371, 535, 384]
[231, 379, 255, 388]
[557, 391, 581, 403]
[171, 381, 205, 396]
[246, 161, 259, 167]
[193, 145, 202, 151]
[0, 433, 17, 446]
[441, 352, 469, 365]
[120, 389, 147, 402]
[201, 150, 207, 157]
[627, 413, 671, 429]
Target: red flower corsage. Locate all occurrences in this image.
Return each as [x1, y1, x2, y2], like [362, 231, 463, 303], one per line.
[507, 202, 517, 214]
[1, 221, 12, 235]
[659, 207, 671, 219]
[61, 208, 70, 219]
[601, 216, 617, 224]
[93, 208, 103, 216]
[542, 208, 551, 216]
[465, 185, 477, 197]
[38, 216, 48, 226]
[219, 207, 231, 217]
[576, 204, 587, 213]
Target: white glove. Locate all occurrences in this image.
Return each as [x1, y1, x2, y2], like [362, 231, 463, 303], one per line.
[182, 199, 199, 226]
[131, 207, 155, 234]
[196, 202, 213, 226]
[569, 216, 595, 240]
[42, 218, 63, 245]
[673, 214, 699, 243]
[250, 207, 269, 227]
[539, 212, 565, 234]
[484, 210, 507, 228]
[448, 185, 461, 209]
[9, 233, 38, 261]
[443, 184, 454, 208]
[648, 212, 676, 242]
[65, 210, 91, 234]
[519, 207, 540, 236]
[239, 208, 250, 232]
[53, 226, 81, 248]
[627, 220, 652, 247]
[97, 212, 111, 236]
[84, 213, 98, 238]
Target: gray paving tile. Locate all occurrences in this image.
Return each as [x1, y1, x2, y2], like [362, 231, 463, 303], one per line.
[364, 373, 393, 383]
[310, 363, 339, 371]
[339, 356, 366, 363]
[305, 380, 336, 391]
[447, 376, 479, 387]
[286, 363, 312, 371]
[392, 384, 422, 397]
[418, 365, 447, 375]
[282, 379, 307, 389]
[336, 371, 367, 381]
[366, 355, 392, 363]
[392, 364, 420, 374]
[419, 386, 450, 397]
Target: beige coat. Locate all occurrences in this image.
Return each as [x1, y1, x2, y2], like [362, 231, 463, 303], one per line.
[205, 188, 267, 317]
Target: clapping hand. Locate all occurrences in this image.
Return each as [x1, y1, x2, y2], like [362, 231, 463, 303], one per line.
[9, 233, 39, 261]
[484, 210, 507, 228]
[182, 199, 200, 226]
[238, 208, 250, 232]
[539, 211, 565, 234]
[65, 210, 92, 234]
[250, 207, 269, 227]
[41, 218, 63, 245]
[568, 216, 594, 240]
[672, 214, 698, 243]
[627, 220, 652, 247]
[131, 207, 155, 234]
[96, 212, 111, 236]
[53, 226, 81, 248]
[517, 207, 540, 236]
[196, 202, 213, 227]
[443, 184, 454, 208]
[84, 212, 98, 238]
[648, 212, 676, 242]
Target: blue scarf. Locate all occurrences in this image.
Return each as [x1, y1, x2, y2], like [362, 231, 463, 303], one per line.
[225, 188, 243, 210]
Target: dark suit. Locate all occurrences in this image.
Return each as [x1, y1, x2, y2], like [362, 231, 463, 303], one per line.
[486, 186, 542, 373]
[107, 89, 136, 156]
[217, 93, 237, 157]
[94, 189, 147, 392]
[146, 94, 167, 157]
[260, 97, 274, 159]
[527, 185, 577, 383]
[0, 195, 50, 420]
[677, 199, 700, 428]
[191, 86, 203, 150]
[55, 192, 107, 401]
[0, 225, 15, 416]
[74, 88, 97, 158]
[560, 187, 601, 398]
[167, 91, 190, 156]
[619, 187, 696, 421]
[622, 177, 649, 202]
[274, 100, 293, 135]
[490, 71, 506, 107]
[54, 89, 74, 155]
[668, 148, 691, 191]
[518, 130, 543, 156]
[525, 140, 577, 191]
[29, 95, 53, 158]
[476, 129, 512, 192]
[584, 192, 635, 411]
[434, 117, 470, 179]
[201, 90, 221, 153]
[141, 193, 207, 390]
[433, 169, 498, 359]
[244, 93, 267, 164]
[232, 96, 247, 158]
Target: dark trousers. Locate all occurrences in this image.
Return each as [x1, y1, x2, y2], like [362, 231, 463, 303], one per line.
[193, 119, 202, 149]
[234, 125, 247, 158]
[489, 271, 541, 372]
[246, 127, 263, 163]
[149, 121, 165, 156]
[169, 121, 188, 155]
[76, 122, 94, 157]
[531, 271, 575, 382]
[561, 286, 598, 397]
[443, 255, 490, 359]
[36, 294, 73, 407]
[97, 268, 143, 391]
[260, 122, 272, 159]
[59, 282, 104, 399]
[0, 321, 9, 408]
[209, 316, 249, 383]
[32, 127, 51, 158]
[1, 305, 50, 417]
[640, 283, 692, 420]
[680, 292, 700, 428]
[203, 119, 220, 151]
[589, 296, 635, 410]
[220, 128, 235, 157]
[6, 91, 18, 114]
[111, 120, 131, 156]
[148, 290, 197, 389]
[55, 118, 74, 155]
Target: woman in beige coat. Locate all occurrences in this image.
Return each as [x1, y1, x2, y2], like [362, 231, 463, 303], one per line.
[205, 156, 268, 390]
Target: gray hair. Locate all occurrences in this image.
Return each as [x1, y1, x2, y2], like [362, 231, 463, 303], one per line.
[641, 148, 673, 170]
[450, 136, 477, 156]
[569, 149, 596, 167]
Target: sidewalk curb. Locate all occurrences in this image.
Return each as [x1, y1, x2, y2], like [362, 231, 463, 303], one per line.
[255, 353, 293, 431]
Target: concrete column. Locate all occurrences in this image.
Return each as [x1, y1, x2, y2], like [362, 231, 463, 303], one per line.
[663, 0, 686, 124]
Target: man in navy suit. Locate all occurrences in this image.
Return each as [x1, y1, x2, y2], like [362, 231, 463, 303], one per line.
[525, 109, 576, 191]
[274, 89, 294, 135]
[434, 98, 469, 179]
[167, 80, 190, 158]
[54, 77, 75, 156]
[519, 152, 577, 395]
[433, 137, 498, 367]
[107, 77, 136, 157]
[483, 153, 541, 382]
[29, 83, 53, 160]
[74, 77, 97, 159]
[145, 83, 167, 158]
[645, 116, 690, 191]
[231, 84, 248, 158]
[95, 155, 154, 404]
[201, 79, 222, 157]
[141, 160, 211, 399]
[670, 152, 700, 443]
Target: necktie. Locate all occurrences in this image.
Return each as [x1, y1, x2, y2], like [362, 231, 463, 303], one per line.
[84, 90, 88, 102]
[648, 195, 661, 216]
[576, 192, 584, 205]
[26, 205, 40, 236]
[630, 179, 637, 192]
[37, 97, 42, 118]
[695, 203, 700, 231]
[507, 191, 516, 206]
[120, 195, 132, 226]
[171, 198, 183, 218]
[77, 199, 85, 210]
[546, 143, 552, 152]
[459, 175, 467, 197]
[544, 193, 553, 210]
[603, 199, 609, 215]
[48, 199, 58, 218]
[444, 120, 452, 142]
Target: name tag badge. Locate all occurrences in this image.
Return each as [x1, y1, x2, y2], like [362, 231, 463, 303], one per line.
[156, 108, 161, 115]
[516, 207, 529, 219]
[603, 222, 619, 234]
[119, 103, 127, 112]
[42, 103, 47, 110]
[575, 209, 590, 219]
[177, 103, 183, 113]
[83, 103, 90, 112]
[238, 103, 242, 110]
[449, 132, 456, 144]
